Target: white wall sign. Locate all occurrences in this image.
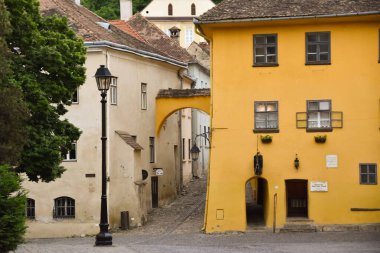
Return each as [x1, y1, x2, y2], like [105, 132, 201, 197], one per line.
[326, 155, 338, 168]
[155, 169, 164, 176]
[310, 181, 328, 192]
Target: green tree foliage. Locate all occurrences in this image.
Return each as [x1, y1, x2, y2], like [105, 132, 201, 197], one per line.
[82, 0, 120, 20]
[4, 0, 86, 182]
[0, 165, 27, 253]
[82, 0, 223, 19]
[0, 0, 28, 166]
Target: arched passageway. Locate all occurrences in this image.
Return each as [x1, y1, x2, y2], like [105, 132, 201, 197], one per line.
[246, 177, 268, 228]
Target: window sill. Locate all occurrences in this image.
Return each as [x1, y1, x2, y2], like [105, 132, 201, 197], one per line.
[306, 128, 332, 132]
[252, 63, 279, 67]
[62, 159, 77, 162]
[305, 62, 331, 65]
[253, 129, 279, 133]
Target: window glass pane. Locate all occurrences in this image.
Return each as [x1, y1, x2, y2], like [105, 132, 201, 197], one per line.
[256, 103, 266, 112]
[267, 46, 276, 55]
[308, 102, 319, 111]
[266, 35, 276, 44]
[360, 166, 368, 174]
[369, 174, 376, 183]
[255, 56, 265, 63]
[368, 165, 376, 173]
[267, 120, 278, 128]
[267, 113, 277, 120]
[307, 34, 317, 42]
[267, 55, 276, 63]
[319, 53, 329, 61]
[255, 47, 265, 56]
[361, 174, 368, 183]
[319, 44, 329, 53]
[319, 33, 329, 42]
[266, 103, 277, 111]
[307, 54, 317, 62]
[308, 44, 317, 53]
[256, 113, 267, 121]
[319, 101, 330, 110]
[256, 122, 266, 128]
[255, 36, 265, 44]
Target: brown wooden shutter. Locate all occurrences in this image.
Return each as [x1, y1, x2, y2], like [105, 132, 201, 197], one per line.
[296, 112, 307, 128]
[331, 111, 343, 128]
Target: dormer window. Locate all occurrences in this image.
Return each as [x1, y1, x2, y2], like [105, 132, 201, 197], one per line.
[191, 3, 196, 15]
[168, 4, 173, 16]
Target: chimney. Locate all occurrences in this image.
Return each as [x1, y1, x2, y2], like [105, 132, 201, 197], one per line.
[169, 26, 181, 41]
[120, 0, 133, 21]
[74, 0, 80, 5]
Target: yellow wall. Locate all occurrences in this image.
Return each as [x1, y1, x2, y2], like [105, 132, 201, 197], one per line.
[200, 16, 380, 232]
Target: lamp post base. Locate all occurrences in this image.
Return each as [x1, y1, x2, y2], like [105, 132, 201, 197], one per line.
[95, 231, 112, 246]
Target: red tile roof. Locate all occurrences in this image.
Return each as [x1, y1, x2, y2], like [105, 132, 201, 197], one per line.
[39, 0, 189, 64]
[197, 0, 380, 22]
[124, 13, 194, 63]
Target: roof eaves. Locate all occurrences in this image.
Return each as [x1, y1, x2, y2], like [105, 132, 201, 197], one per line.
[194, 11, 380, 24]
[84, 40, 188, 68]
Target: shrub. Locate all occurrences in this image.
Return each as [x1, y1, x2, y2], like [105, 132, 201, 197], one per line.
[0, 165, 26, 253]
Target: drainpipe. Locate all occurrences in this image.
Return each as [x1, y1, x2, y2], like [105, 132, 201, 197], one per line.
[177, 69, 185, 193]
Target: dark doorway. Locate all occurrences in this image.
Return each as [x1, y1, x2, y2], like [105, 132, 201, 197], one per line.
[246, 177, 266, 226]
[151, 176, 158, 208]
[286, 180, 308, 218]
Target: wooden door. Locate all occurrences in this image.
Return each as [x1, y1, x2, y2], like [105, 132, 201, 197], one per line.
[286, 180, 308, 217]
[151, 176, 158, 208]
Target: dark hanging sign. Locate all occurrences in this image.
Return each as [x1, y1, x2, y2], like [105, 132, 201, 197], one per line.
[254, 152, 263, 175]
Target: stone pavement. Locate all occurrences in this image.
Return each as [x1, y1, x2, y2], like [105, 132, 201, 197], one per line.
[14, 178, 380, 253]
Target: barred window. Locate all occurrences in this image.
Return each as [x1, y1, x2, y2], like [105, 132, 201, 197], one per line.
[26, 198, 35, 219]
[307, 100, 331, 129]
[253, 34, 278, 66]
[360, 164, 377, 185]
[54, 197, 75, 218]
[254, 101, 279, 131]
[306, 32, 330, 64]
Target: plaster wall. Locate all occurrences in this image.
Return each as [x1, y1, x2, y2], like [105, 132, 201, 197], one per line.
[23, 47, 188, 238]
[201, 17, 380, 232]
[141, 0, 214, 17]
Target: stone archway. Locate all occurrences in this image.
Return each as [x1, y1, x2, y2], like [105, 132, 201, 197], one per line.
[155, 88, 210, 136]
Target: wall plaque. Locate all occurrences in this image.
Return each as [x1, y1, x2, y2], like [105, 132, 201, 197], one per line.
[326, 155, 338, 168]
[310, 181, 328, 192]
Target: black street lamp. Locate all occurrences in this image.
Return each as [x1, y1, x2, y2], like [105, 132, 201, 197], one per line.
[94, 65, 117, 246]
[190, 132, 210, 161]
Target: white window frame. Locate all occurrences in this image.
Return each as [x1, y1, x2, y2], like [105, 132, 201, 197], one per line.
[141, 83, 147, 110]
[110, 78, 117, 105]
[185, 28, 193, 46]
[307, 100, 331, 129]
[62, 142, 77, 161]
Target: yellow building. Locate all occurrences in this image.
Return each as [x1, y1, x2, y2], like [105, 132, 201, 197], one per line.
[192, 0, 380, 232]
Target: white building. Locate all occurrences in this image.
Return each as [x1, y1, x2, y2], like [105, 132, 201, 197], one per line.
[187, 41, 211, 177]
[137, 0, 215, 47]
[23, 0, 194, 238]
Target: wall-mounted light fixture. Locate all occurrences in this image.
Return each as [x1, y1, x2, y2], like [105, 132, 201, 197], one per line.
[294, 154, 300, 169]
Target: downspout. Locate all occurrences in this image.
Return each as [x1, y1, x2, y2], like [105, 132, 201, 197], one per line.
[177, 69, 185, 193]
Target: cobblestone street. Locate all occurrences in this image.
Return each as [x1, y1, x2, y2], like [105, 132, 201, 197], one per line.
[14, 178, 380, 253]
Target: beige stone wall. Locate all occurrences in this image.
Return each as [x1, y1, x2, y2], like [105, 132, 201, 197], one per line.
[23, 47, 191, 238]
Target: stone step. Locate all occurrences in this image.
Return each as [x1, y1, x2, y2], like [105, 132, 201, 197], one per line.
[280, 220, 317, 233]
